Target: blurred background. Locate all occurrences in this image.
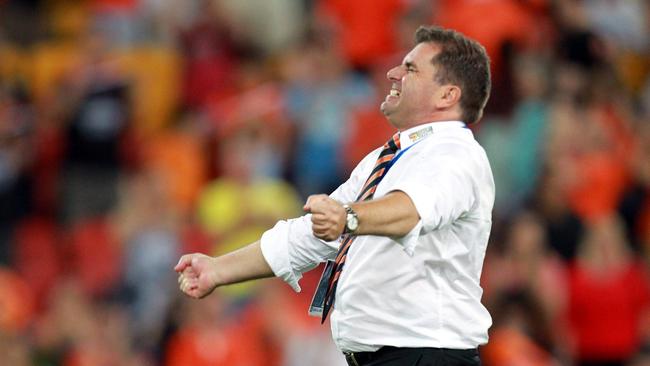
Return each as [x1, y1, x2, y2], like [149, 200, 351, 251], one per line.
[0, 0, 649, 365]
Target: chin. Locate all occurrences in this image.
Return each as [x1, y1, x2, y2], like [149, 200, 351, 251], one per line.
[381, 110, 401, 128]
[380, 101, 395, 116]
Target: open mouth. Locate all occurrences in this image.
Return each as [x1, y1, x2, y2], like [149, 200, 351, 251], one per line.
[389, 89, 401, 97]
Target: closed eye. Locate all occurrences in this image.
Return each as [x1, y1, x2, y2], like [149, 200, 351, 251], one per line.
[404, 62, 417, 73]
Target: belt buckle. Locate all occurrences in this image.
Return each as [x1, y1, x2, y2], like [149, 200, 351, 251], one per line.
[343, 351, 360, 366]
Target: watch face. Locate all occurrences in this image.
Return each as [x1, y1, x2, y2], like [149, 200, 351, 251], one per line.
[347, 214, 359, 231]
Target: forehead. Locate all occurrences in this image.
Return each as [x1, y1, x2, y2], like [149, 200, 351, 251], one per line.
[402, 42, 440, 66]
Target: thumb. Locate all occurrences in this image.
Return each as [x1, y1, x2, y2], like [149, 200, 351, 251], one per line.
[303, 196, 314, 213]
[174, 254, 193, 272]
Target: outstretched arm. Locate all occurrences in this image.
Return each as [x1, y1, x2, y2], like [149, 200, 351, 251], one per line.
[175, 240, 273, 299]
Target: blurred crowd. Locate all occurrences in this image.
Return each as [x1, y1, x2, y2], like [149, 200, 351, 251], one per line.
[0, 0, 649, 365]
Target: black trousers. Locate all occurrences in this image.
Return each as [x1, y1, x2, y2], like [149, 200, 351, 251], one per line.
[343, 346, 481, 366]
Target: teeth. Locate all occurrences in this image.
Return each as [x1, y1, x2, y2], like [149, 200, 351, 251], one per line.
[390, 89, 400, 97]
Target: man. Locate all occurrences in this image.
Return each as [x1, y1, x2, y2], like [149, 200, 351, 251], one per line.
[176, 25, 493, 366]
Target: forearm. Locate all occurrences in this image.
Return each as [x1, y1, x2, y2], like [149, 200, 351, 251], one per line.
[350, 191, 420, 237]
[214, 240, 275, 286]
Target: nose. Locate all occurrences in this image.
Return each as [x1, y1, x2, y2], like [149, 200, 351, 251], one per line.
[386, 65, 402, 81]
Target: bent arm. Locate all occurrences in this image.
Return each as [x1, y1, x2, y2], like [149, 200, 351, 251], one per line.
[305, 190, 420, 241]
[350, 191, 420, 237]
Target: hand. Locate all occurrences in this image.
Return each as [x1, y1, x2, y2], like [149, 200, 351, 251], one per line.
[174, 253, 221, 299]
[303, 194, 346, 241]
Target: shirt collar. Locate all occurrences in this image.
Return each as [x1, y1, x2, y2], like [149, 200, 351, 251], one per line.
[398, 121, 468, 150]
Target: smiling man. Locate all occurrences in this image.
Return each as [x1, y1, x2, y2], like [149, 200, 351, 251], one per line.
[176, 26, 494, 366]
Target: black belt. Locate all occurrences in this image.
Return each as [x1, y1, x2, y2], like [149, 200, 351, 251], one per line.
[343, 347, 399, 366]
[343, 346, 480, 366]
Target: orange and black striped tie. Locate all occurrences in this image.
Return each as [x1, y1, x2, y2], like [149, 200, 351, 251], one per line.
[321, 132, 401, 323]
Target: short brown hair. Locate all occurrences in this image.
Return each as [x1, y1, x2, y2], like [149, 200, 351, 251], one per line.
[415, 26, 491, 124]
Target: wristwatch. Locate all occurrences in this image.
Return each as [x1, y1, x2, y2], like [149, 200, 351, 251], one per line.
[343, 204, 359, 234]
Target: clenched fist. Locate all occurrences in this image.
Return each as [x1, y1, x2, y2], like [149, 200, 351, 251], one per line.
[303, 194, 346, 241]
[174, 253, 221, 299]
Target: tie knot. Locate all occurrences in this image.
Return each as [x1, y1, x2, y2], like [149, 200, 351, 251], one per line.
[386, 133, 400, 152]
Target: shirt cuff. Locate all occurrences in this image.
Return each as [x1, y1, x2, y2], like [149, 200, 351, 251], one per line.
[260, 221, 302, 292]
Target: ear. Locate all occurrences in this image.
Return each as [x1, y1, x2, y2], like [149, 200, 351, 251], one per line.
[437, 85, 461, 109]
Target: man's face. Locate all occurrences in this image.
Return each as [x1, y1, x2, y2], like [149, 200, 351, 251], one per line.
[380, 42, 445, 129]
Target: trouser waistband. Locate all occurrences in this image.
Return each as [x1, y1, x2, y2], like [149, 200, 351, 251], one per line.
[343, 346, 480, 366]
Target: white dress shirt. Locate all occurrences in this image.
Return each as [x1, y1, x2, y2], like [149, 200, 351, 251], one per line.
[260, 121, 495, 352]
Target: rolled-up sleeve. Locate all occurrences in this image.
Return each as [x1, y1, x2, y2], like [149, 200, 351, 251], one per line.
[261, 148, 381, 291]
[391, 220, 423, 256]
[260, 215, 338, 292]
[385, 146, 477, 253]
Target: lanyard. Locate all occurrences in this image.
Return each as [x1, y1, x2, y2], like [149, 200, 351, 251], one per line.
[386, 122, 467, 170]
[385, 139, 421, 171]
